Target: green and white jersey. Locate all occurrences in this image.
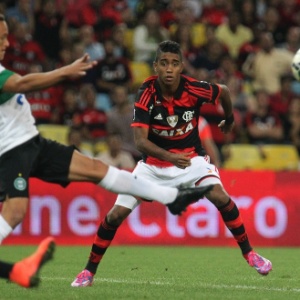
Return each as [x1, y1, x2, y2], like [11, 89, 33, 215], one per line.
[0, 64, 38, 156]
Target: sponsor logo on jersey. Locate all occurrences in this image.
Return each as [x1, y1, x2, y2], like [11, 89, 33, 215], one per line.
[16, 94, 24, 105]
[182, 110, 194, 122]
[154, 113, 163, 120]
[14, 175, 27, 191]
[152, 121, 194, 137]
[166, 115, 178, 127]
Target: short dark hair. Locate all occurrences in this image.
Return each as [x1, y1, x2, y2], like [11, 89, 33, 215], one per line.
[154, 40, 182, 62]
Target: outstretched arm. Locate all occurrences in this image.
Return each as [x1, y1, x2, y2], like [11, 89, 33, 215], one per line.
[2, 54, 97, 93]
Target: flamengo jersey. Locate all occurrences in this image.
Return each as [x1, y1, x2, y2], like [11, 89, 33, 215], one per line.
[0, 64, 38, 156]
[132, 74, 221, 167]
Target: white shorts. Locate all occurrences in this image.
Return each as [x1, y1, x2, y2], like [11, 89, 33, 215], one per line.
[115, 156, 222, 210]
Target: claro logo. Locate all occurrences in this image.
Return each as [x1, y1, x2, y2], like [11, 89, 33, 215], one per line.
[11, 195, 287, 239]
[128, 196, 287, 239]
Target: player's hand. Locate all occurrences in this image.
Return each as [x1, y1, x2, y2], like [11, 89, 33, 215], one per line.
[170, 152, 193, 169]
[218, 120, 235, 134]
[66, 54, 98, 79]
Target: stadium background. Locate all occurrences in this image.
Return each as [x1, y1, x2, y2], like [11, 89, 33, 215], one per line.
[2, 0, 300, 247]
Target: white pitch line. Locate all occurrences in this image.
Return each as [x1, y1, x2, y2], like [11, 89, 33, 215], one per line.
[42, 277, 300, 292]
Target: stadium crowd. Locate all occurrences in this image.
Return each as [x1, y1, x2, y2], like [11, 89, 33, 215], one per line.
[2, 0, 300, 167]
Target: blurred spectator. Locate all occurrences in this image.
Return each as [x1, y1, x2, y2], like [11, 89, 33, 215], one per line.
[269, 74, 297, 122]
[236, 0, 260, 30]
[111, 23, 132, 60]
[260, 6, 286, 45]
[106, 85, 142, 162]
[59, 88, 82, 127]
[26, 63, 63, 125]
[71, 41, 95, 86]
[96, 133, 136, 169]
[244, 89, 284, 145]
[55, 0, 88, 29]
[3, 21, 46, 75]
[77, 0, 110, 39]
[133, 9, 169, 65]
[277, 0, 300, 28]
[278, 26, 300, 54]
[215, 10, 254, 59]
[171, 23, 200, 76]
[78, 25, 105, 61]
[79, 83, 108, 142]
[159, 0, 185, 29]
[67, 126, 94, 157]
[168, 3, 208, 50]
[135, 0, 163, 22]
[101, 0, 135, 28]
[191, 38, 227, 72]
[284, 97, 300, 154]
[33, 0, 68, 62]
[200, 0, 230, 26]
[256, 0, 268, 20]
[198, 116, 222, 168]
[203, 23, 218, 46]
[78, 0, 128, 41]
[5, 0, 34, 33]
[242, 31, 294, 94]
[216, 55, 252, 118]
[72, 42, 85, 60]
[237, 22, 264, 69]
[56, 45, 73, 67]
[94, 39, 132, 111]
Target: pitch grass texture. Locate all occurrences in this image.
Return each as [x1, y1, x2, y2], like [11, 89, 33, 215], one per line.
[0, 245, 300, 300]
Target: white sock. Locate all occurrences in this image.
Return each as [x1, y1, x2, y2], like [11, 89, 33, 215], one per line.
[0, 215, 13, 244]
[99, 166, 178, 205]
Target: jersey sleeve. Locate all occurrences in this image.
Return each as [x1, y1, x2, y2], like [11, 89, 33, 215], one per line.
[0, 67, 14, 90]
[188, 79, 221, 105]
[131, 81, 153, 128]
[0, 66, 16, 105]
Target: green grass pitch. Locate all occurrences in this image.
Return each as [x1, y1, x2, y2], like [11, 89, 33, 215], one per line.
[1, 245, 300, 300]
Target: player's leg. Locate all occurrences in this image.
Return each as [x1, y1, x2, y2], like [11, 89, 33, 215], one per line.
[205, 184, 272, 275]
[68, 150, 211, 209]
[8, 237, 55, 288]
[71, 196, 137, 287]
[0, 137, 40, 243]
[187, 156, 272, 275]
[0, 196, 28, 243]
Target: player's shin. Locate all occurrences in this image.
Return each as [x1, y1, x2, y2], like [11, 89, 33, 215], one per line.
[0, 215, 13, 244]
[218, 199, 253, 255]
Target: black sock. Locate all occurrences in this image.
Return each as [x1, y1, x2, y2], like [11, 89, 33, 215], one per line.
[0, 261, 13, 279]
[85, 217, 119, 274]
[218, 199, 253, 255]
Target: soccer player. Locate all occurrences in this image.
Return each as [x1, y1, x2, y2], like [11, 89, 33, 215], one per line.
[0, 236, 55, 288]
[71, 40, 272, 287]
[0, 14, 212, 244]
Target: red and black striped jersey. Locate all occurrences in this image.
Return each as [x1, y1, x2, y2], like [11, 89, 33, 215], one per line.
[132, 74, 221, 166]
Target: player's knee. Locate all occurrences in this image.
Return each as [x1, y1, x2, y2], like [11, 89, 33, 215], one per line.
[106, 205, 131, 226]
[4, 206, 26, 228]
[206, 184, 230, 207]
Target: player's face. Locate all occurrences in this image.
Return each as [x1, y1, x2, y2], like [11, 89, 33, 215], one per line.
[154, 52, 183, 87]
[0, 21, 9, 61]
